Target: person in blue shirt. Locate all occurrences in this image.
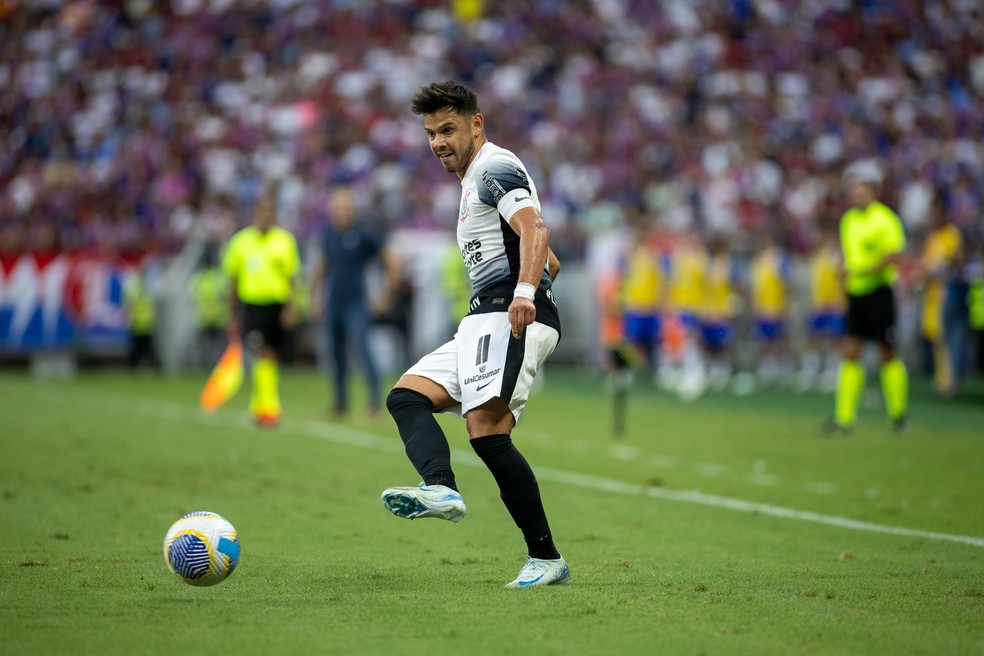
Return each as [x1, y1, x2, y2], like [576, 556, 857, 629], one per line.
[310, 185, 401, 417]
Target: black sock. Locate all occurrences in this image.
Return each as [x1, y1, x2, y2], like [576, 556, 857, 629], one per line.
[470, 434, 560, 560]
[386, 388, 457, 491]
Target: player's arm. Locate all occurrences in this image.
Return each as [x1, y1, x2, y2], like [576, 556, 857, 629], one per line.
[280, 236, 302, 330]
[308, 257, 325, 322]
[547, 247, 561, 282]
[865, 252, 905, 274]
[281, 274, 299, 329]
[222, 239, 241, 340]
[375, 245, 402, 317]
[507, 205, 550, 339]
[226, 274, 241, 340]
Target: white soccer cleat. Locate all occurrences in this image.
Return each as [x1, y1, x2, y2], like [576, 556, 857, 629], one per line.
[505, 556, 571, 588]
[380, 484, 467, 523]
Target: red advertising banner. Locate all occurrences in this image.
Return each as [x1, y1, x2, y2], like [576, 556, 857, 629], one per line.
[0, 253, 140, 352]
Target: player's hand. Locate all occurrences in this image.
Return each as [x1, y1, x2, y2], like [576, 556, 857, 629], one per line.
[508, 296, 536, 339]
[226, 317, 240, 341]
[281, 305, 297, 330]
[372, 295, 393, 320]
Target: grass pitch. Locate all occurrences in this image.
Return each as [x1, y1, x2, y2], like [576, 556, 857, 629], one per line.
[1, 367, 982, 655]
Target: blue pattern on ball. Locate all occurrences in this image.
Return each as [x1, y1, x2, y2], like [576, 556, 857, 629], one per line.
[168, 533, 211, 580]
[218, 536, 240, 573]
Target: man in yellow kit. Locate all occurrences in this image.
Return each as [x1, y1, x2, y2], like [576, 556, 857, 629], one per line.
[223, 191, 301, 426]
[827, 163, 908, 435]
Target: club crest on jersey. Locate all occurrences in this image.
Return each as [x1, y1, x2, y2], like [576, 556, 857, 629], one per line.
[459, 190, 471, 223]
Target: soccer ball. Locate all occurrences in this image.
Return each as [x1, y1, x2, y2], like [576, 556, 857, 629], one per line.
[163, 511, 240, 586]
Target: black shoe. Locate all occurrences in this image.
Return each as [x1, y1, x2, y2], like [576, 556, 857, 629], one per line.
[821, 418, 853, 437]
[890, 416, 908, 435]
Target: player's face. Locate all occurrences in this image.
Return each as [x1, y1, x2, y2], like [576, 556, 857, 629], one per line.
[848, 180, 875, 209]
[329, 188, 356, 229]
[423, 107, 482, 177]
[253, 197, 276, 232]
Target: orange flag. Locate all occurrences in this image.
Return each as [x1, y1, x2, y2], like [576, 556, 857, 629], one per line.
[199, 340, 244, 412]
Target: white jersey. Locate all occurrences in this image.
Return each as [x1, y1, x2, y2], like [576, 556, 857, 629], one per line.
[404, 142, 561, 419]
[457, 142, 549, 293]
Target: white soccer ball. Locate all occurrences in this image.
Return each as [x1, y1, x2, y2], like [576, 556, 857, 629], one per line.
[163, 511, 240, 586]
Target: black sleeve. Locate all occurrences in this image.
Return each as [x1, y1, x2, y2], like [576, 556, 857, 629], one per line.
[476, 157, 532, 208]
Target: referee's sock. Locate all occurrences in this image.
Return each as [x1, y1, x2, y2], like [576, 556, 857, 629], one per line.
[386, 388, 457, 491]
[880, 357, 908, 420]
[250, 358, 281, 416]
[470, 434, 561, 561]
[834, 358, 864, 427]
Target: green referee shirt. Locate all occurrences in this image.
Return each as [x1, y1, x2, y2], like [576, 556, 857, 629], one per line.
[839, 200, 906, 296]
[223, 226, 300, 305]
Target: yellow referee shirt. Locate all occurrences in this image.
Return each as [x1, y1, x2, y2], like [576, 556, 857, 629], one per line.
[223, 226, 300, 305]
[839, 200, 906, 296]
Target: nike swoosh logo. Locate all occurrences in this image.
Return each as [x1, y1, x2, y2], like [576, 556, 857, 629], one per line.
[514, 194, 528, 202]
[476, 380, 494, 391]
[519, 572, 545, 586]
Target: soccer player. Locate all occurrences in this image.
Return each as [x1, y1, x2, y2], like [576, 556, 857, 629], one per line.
[826, 164, 908, 434]
[189, 245, 229, 369]
[380, 81, 568, 588]
[918, 201, 962, 397]
[800, 227, 846, 391]
[310, 185, 400, 418]
[619, 232, 664, 377]
[700, 235, 740, 390]
[748, 231, 792, 386]
[597, 266, 642, 438]
[662, 230, 708, 396]
[223, 191, 301, 427]
[122, 262, 159, 372]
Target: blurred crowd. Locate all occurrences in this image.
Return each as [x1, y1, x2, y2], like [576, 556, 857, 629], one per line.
[2, 0, 983, 258]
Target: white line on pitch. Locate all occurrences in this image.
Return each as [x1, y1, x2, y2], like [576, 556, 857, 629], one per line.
[17, 385, 984, 550]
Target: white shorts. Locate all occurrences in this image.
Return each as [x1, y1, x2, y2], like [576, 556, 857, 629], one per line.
[405, 312, 559, 422]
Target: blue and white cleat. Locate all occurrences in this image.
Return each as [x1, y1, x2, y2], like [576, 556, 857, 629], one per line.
[380, 484, 466, 523]
[505, 556, 571, 588]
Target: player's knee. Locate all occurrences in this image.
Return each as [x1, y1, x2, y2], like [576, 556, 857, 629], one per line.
[386, 387, 434, 419]
[465, 398, 515, 438]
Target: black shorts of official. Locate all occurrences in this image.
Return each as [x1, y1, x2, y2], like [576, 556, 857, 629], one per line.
[844, 285, 896, 345]
[241, 302, 286, 353]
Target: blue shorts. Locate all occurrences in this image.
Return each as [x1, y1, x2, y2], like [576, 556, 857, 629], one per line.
[756, 318, 785, 342]
[679, 313, 701, 331]
[700, 321, 732, 351]
[623, 313, 661, 352]
[808, 312, 844, 337]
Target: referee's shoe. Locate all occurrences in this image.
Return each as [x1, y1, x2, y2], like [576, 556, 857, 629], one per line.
[381, 484, 466, 522]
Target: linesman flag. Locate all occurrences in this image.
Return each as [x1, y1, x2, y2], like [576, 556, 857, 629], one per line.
[200, 339, 244, 412]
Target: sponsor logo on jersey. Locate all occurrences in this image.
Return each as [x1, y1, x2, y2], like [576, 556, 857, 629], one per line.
[482, 171, 507, 204]
[464, 368, 501, 385]
[461, 238, 483, 271]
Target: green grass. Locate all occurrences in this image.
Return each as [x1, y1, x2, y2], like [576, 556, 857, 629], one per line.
[1, 367, 983, 655]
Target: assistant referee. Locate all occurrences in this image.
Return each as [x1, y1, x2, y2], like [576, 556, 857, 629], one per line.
[223, 191, 301, 427]
[827, 163, 908, 434]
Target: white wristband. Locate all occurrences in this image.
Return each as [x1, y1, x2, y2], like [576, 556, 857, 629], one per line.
[514, 282, 536, 301]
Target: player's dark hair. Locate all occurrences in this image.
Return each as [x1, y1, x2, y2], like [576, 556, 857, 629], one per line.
[410, 80, 480, 116]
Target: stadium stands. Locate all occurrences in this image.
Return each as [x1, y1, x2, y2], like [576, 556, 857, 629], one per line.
[2, 0, 981, 254]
